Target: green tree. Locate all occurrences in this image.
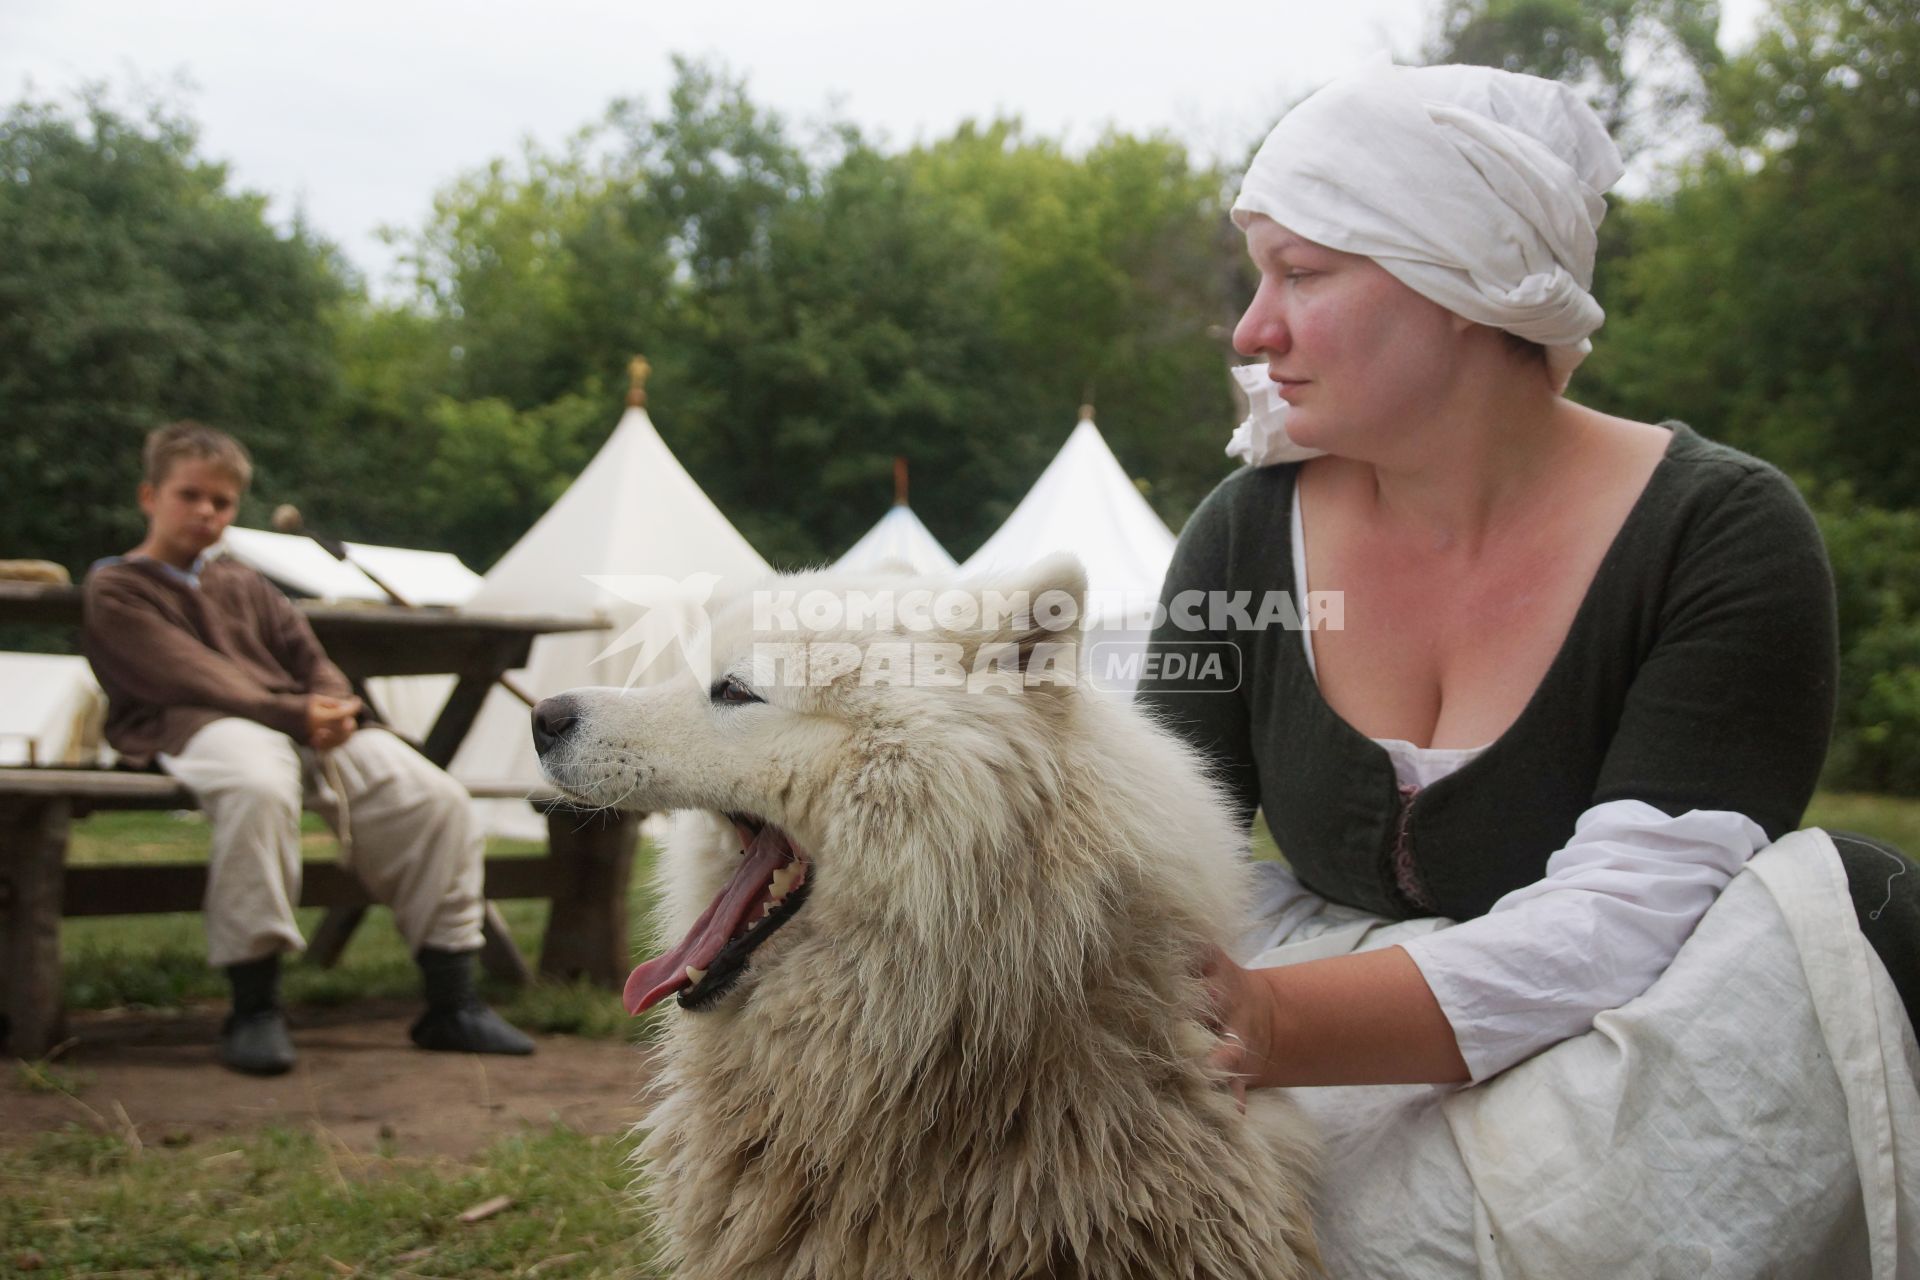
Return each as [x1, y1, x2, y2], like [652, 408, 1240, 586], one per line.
[286, 298, 453, 552]
[412, 390, 614, 570]
[391, 130, 675, 415]
[1588, 0, 1919, 508]
[0, 91, 345, 575]
[659, 137, 1020, 564]
[1816, 488, 1920, 794]
[903, 122, 1248, 542]
[354, 60, 1253, 571]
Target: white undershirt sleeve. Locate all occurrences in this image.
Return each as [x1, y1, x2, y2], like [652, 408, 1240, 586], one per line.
[1398, 799, 1770, 1082]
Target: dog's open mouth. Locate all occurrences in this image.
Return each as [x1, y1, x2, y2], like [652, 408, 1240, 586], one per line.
[623, 813, 812, 1016]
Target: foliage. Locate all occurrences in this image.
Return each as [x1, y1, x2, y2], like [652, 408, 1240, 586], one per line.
[0, 90, 345, 575]
[415, 389, 617, 571]
[656, 133, 1026, 564]
[901, 123, 1248, 545]
[390, 128, 673, 413]
[364, 61, 1248, 569]
[1816, 489, 1920, 795]
[1584, 0, 1919, 511]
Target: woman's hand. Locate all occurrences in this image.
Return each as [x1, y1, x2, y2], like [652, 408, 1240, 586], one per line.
[1199, 943, 1472, 1091]
[1201, 944, 1276, 1110]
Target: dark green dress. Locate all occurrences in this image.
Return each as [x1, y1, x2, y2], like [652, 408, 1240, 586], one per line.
[1137, 424, 1920, 1014]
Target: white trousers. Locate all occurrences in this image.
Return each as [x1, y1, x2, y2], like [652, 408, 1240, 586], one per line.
[159, 717, 486, 968]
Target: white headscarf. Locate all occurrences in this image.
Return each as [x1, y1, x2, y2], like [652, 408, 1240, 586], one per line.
[1225, 60, 1626, 467]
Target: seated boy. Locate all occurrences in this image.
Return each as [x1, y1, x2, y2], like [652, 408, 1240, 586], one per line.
[82, 421, 534, 1074]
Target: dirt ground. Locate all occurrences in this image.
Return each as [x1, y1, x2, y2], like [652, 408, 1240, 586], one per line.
[1, 1000, 656, 1159]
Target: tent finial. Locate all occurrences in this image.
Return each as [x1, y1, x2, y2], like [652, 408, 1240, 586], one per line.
[893, 456, 909, 507]
[1079, 402, 1095, 422]
[627, 354, 651, 408]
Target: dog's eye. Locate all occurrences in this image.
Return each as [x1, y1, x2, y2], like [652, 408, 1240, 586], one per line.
[709, 676, 764, 707]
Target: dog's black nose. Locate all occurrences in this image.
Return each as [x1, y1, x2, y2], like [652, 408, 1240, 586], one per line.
[531, 695, 580, 756]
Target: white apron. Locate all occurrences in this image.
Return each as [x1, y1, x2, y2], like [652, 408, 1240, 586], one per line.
[1243, 830, 1920, 1278]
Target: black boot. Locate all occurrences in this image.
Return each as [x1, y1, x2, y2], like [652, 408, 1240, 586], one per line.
[220, 954, 295, 1076]
[410, 947, 534, 1055]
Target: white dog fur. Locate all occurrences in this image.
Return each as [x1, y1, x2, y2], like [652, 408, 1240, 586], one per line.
[539, 555, 1318, 1279]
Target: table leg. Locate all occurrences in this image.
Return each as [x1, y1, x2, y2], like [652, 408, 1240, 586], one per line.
[479, 902, 532, 985]
[422, 674, 502, 769]
[306, 905, 367, 969]
[1, 798, 71, 1058]
[310, 900, 528, 987]
[538, 806, 639, 987]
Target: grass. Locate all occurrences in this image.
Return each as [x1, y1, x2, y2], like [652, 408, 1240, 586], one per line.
[0, 1122, 658, 1278]
[1805, 792, 1920, 858]
[8, 811, 665, 1276]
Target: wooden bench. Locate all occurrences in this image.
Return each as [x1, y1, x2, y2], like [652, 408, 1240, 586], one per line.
[0, 767, 639, 1058]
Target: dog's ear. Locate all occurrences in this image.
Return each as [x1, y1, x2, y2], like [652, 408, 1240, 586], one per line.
[945, 553, 1087, 698]
[1008, 553, 1088, 619]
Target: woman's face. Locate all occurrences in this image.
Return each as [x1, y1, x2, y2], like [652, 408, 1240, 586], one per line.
[1232, 216, 1467, 454]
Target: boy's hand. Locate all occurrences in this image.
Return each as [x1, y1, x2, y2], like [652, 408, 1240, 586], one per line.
[306, 694, 362, 751]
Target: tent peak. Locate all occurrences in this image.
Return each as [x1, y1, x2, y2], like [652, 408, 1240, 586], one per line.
[627, 354, 651, 408]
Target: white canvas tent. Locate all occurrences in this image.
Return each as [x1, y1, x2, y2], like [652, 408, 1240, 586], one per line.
[960, 411, 1175, 694]
[834, 505, 957, 574]
[449, 403, 771, 838]
[221, 526, 485, 739]
[0, 653, 106, 766]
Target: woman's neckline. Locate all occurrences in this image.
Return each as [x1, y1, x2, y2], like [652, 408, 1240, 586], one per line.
[1292, 490, 1495, 758]
[1289, 421, 1691, 781]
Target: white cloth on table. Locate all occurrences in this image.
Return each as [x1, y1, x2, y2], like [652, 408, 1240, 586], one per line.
[1252, 829, 1920, 1279]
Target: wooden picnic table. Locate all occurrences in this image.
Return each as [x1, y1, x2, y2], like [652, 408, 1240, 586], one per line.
[0, 582, 637, 1059]
[0, 581, 603, 769]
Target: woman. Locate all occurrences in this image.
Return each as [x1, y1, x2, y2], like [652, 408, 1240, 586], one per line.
[1139, 61, 1920, 1274]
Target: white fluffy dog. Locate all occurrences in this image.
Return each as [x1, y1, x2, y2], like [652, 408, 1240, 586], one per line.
[536, 556, 1318, 1279]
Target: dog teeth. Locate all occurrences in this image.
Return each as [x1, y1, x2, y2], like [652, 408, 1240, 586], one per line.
[768, 864, 802, 901]
[685, 966, 707, 984]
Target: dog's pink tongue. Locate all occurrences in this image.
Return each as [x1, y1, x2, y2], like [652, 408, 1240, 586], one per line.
[623, 827, 791, 1016]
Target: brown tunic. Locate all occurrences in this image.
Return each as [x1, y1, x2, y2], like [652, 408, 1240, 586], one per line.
[82, 556, 354, 767]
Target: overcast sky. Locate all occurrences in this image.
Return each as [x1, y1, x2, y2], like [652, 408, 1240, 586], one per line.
[3, 0, 1767, 295]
